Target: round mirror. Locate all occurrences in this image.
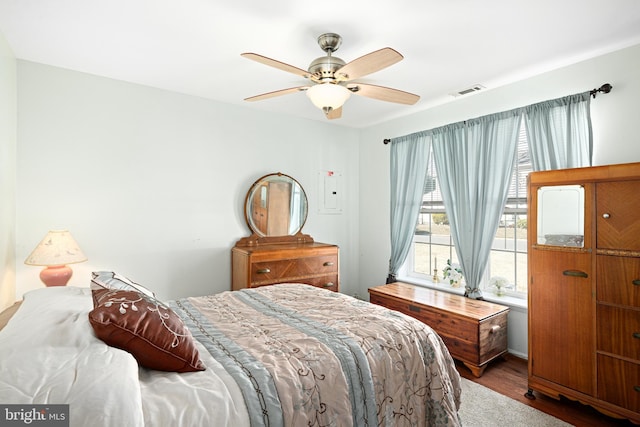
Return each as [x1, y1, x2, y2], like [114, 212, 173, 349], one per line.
[244, 173, 308, 237]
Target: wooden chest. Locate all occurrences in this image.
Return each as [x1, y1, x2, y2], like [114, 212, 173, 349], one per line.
[368, 282, 509, 377]
[232, 242, 339, 291]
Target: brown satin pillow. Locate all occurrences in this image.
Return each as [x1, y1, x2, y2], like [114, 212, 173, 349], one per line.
[88, 288, 205, 373]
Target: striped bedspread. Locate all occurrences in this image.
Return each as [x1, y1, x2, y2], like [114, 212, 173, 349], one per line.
[171, 283, 462, 427]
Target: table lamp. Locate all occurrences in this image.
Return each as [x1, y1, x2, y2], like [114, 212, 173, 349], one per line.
[24, 230, 87, 287]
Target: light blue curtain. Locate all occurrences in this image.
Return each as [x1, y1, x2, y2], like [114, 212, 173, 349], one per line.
[524, 92, 593, 171]
[387, 133, 431, 283]
[432, 111, 522, 298]
[388, 91, 594, 298]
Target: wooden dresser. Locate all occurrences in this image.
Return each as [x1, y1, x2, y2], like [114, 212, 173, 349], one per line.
[232, 240, 339, 291]
[233, 172, 339, 292]
[369, 282, 509, 377]
[527, 162, 640, 423]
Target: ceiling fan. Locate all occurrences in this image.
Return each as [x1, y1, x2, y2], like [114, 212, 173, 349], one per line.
[241, 33, 420, 120]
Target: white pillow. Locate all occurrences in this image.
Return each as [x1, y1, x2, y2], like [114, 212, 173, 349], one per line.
[0, 286, 145, 427]
[91, 271, 156, 298]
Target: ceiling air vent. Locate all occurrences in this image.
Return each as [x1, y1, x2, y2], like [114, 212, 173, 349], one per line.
[450, 84, 485, 97]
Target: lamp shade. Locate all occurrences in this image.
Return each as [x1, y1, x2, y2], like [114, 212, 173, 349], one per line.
[306, 83, 351, 110]
[24, 230, 87, 267]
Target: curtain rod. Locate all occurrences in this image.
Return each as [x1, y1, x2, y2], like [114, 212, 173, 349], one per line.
[382, 83, 613, 144]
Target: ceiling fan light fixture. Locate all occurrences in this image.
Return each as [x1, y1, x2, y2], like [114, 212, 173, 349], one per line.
[306, 83, 351, 111]
[242, 33, 420, 119]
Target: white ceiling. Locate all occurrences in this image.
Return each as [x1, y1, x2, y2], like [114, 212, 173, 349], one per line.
[2, 0, 640, 128]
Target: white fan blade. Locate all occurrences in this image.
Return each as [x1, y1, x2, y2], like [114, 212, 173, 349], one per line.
[350, 83, 420, 105]
[241, 53, 310, 78]
[244, 86, 308, 102]
[335, 48, 403, 81]
[326, 106, 342, 120]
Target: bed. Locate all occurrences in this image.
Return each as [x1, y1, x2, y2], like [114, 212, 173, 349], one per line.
[0, 273, 462, 426]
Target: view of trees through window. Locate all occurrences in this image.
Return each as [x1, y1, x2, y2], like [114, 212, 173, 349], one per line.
[405, 120, 531, 297]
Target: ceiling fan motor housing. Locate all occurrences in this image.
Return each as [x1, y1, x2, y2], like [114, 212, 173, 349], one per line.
[308, 56, 346, 81]
[308, 33, 346, 82]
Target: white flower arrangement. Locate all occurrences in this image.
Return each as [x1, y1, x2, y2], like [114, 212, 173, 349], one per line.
[443, 259, 463, 287]
[489, 276, 511, 296]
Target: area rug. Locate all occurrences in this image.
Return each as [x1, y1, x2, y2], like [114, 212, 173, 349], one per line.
[458, 378, 573, 426]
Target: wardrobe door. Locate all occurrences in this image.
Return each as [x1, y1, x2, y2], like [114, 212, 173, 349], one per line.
[529, 249, 594, 395]
[596, 180, 640, 251]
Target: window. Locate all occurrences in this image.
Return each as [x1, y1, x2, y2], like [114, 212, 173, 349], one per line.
[402, 120, 532, 297]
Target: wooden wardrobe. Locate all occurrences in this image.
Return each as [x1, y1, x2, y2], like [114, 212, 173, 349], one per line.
[526, 162, 640, 423]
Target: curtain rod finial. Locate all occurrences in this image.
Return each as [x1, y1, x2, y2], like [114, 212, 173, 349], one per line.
[383, 139, 391, 145]
[591, 83, 612, 98]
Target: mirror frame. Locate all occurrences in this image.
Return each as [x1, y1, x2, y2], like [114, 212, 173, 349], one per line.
[237, 172, 313, 246]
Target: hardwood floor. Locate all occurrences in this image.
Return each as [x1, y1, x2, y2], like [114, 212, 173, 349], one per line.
[456, 354, 637, 427]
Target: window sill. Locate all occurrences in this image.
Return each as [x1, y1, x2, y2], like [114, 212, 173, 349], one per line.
[395, 275, 528, 311]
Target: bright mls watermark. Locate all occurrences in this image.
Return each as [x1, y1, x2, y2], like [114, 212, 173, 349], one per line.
[0, 405, 69, 426]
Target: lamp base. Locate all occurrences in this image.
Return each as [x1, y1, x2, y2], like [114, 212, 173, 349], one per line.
[40, 265, 73, 287]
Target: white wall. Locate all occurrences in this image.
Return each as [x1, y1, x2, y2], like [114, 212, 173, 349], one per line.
[358, 43, 640, 357]
[15, 61, 360, 301]
[0, 32, 16, 311]
[13, 43, 640, 357]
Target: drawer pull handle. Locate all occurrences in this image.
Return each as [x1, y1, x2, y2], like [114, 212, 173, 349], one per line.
[323, 282, 334, 288]
[635, 386, 640, 393]
[323, 262, 335, 267]
[256, 268, 271, 274]
[490, 325, 501, 334]
[602, 213, 610, 219]
[633, 280, 640, 286]
[562, 270, 588, 278]
[633, 332, 640, 339]
[409, 305, 420, 313]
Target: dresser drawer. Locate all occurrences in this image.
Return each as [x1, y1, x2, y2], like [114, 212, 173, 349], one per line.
[232, 242, 339, 292]
[301, 274, 338, 291]
[250, 254, 338, 284]
[597, 255, 640, 307]
[249, 274, 338, 290]
[597, 304, 640, 360]
[597, 354, 640, 413]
